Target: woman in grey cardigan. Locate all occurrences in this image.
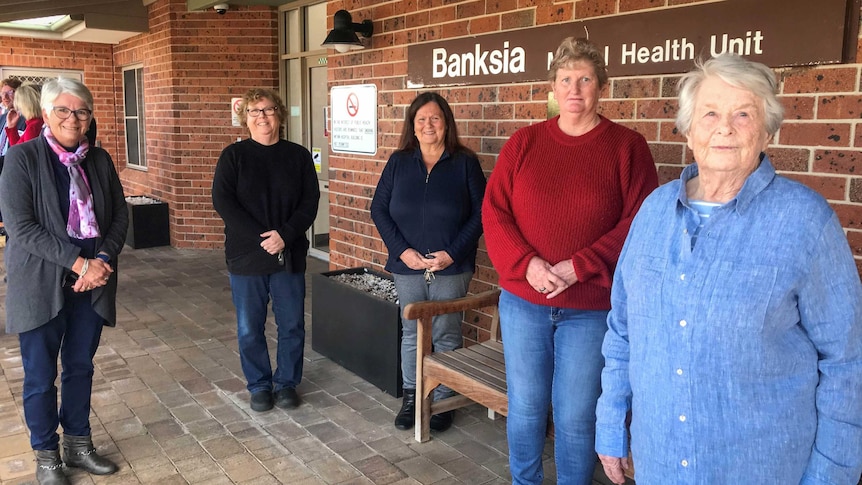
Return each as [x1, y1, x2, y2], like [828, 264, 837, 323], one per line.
[0, 78, 128, 485]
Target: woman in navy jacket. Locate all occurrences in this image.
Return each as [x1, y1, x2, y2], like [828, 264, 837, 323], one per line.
[371, 92, 486, 433]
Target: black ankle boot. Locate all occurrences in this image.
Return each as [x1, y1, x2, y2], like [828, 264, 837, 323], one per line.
[394, 389, 416, 430]
[429, 410, 455, 432]
[35, 449, 70, 485]
[62, 434, 118, 475]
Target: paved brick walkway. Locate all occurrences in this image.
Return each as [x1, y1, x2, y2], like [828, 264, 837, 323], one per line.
[0, 246, 616, 485]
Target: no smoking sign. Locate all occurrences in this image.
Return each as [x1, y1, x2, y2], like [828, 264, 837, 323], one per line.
[330, 85, 377, 155]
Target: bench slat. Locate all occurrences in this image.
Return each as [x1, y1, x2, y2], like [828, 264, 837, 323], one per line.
[468, 341, 506, 364]
[429, 349, 507, 392]
[431, 347, 506, 380]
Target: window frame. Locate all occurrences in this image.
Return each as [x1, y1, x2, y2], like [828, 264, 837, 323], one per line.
[122, 65, 146, 170]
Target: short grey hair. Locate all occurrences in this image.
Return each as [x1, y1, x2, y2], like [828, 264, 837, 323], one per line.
[41, 77, 94, 112]
[675, 54, 783, 137]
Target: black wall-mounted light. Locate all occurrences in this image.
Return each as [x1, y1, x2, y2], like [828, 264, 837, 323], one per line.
[321, 9, 373, 53]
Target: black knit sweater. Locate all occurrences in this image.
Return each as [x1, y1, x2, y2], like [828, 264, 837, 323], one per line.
[212, 138, 319, 275]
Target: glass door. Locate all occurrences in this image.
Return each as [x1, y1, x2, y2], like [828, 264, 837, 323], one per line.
[280, 2, 329, 261]
[308, 61, 329, 257]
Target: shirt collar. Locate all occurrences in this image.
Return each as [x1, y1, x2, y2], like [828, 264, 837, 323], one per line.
[412, 147, 451, 163]
[677, 153, 776, 214]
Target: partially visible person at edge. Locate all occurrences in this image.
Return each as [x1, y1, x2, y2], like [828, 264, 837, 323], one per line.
[370, 92, 486, 433]
[0, 77, 26, 236]
[482, 37, 658, 485]
[0, 77, 25, 159]
[0, 77, 128, 485]
[595, 54, 862, 485]
[212, 88, 320, 414]
[5, 83, 44, 146]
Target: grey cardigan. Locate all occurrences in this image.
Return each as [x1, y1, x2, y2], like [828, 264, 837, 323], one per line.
[0, 136, 128, 333]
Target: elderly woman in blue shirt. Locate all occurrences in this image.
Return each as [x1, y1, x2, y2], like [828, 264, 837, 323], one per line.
[595, 54, 862, 485]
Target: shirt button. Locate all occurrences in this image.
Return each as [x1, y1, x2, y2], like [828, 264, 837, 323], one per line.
[676, 368, 683, 375]
[680, 273, 686, 281]
[679, 415, 686, 422]
[679, 320, 687, 327]
[683, 228, 688, 234]
[681, 459, 689, 467]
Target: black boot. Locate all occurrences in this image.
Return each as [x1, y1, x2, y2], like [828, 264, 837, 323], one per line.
[34, 449, 70, 485]
[429, 410, 455, 432]
[394, 389, 416, 430]
[62, 434, 118, 475]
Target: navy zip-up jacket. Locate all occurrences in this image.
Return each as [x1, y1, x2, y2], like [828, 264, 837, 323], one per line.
[371, 148, 486, 276]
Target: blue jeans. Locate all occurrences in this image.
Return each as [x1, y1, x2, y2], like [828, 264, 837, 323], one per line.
[499, 290, 607, 485]
[393, 272, 472, 398]
[19, 290, 104, 450]
[229, 271, 305, 393]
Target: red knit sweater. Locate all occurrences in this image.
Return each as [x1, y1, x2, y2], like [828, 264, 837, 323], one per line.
[482, 115, 658, 309]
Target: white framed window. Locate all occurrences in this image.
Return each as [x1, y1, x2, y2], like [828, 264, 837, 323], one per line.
[122, 65, 146, 169]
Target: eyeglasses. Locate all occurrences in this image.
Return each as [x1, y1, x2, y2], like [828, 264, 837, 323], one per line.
[52, 106, 93, 121]
[247, 106, 278, 118]
[0, 90, 14, 98]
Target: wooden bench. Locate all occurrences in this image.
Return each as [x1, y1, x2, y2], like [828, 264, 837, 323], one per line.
[403, 289, 505, 443]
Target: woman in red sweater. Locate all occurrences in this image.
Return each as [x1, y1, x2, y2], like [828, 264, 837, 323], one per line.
[482, 37, 658, 485]
[5, 84, 43, 146]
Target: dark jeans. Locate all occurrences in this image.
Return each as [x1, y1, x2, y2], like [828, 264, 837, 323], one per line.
[19, 289, 104, 450]
[229, 271, 306, 393]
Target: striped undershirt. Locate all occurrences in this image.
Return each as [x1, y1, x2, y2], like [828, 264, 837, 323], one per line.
[689, 199, 723, 250]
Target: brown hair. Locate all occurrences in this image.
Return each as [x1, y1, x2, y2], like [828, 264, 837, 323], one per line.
[237, 88, 287, 130]
[1, 78, 22, 90]
[548, 37, 609, 88]
[397, 92, 474, 157]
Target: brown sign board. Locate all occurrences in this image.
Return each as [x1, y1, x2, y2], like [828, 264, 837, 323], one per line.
[407, 0, 855, 88]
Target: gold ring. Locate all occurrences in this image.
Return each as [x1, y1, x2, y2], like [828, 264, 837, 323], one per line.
[539, 287, 546, 292]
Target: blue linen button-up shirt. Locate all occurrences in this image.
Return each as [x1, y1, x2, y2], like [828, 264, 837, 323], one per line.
[595, 156, 862, 484]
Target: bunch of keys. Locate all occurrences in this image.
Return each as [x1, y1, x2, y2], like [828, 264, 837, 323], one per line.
[424, 252, 436, 284]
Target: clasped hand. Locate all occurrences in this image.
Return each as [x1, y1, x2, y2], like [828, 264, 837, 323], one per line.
[399, 248, 453, 272]
[526, 256, 578, 299]
[260, 230, 285, 255]
[72, 258, 113, 293]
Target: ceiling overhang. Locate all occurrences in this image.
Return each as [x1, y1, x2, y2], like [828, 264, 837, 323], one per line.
[0, 0, 285, 44]
[0, 0, 149, 44]
[185, 0, 286, 11]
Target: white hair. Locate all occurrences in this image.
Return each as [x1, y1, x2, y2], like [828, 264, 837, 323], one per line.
[676, 54, 784, 137]
[40, 77, 93, 112]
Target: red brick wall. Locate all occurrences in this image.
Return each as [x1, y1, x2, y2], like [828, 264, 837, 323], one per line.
[326, 0, 862, 344]
[114, 0, 278, 248]
[0, 38, 117, 158]
[1, 0, 277, 249]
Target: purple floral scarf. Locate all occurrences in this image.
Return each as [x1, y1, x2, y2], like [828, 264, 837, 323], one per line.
[42, 125, 100, 239]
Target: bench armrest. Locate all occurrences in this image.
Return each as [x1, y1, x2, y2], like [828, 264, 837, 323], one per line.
[403, 289, 501, 321]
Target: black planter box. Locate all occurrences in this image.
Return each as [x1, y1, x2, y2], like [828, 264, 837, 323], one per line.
[311, 268, 402, 397]
[126, 199, 170, 249]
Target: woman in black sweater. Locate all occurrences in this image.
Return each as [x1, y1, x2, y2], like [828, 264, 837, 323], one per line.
[212, 88, 319, 413]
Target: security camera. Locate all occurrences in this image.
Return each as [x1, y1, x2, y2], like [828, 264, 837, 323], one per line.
[213, 3, 228, 14]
